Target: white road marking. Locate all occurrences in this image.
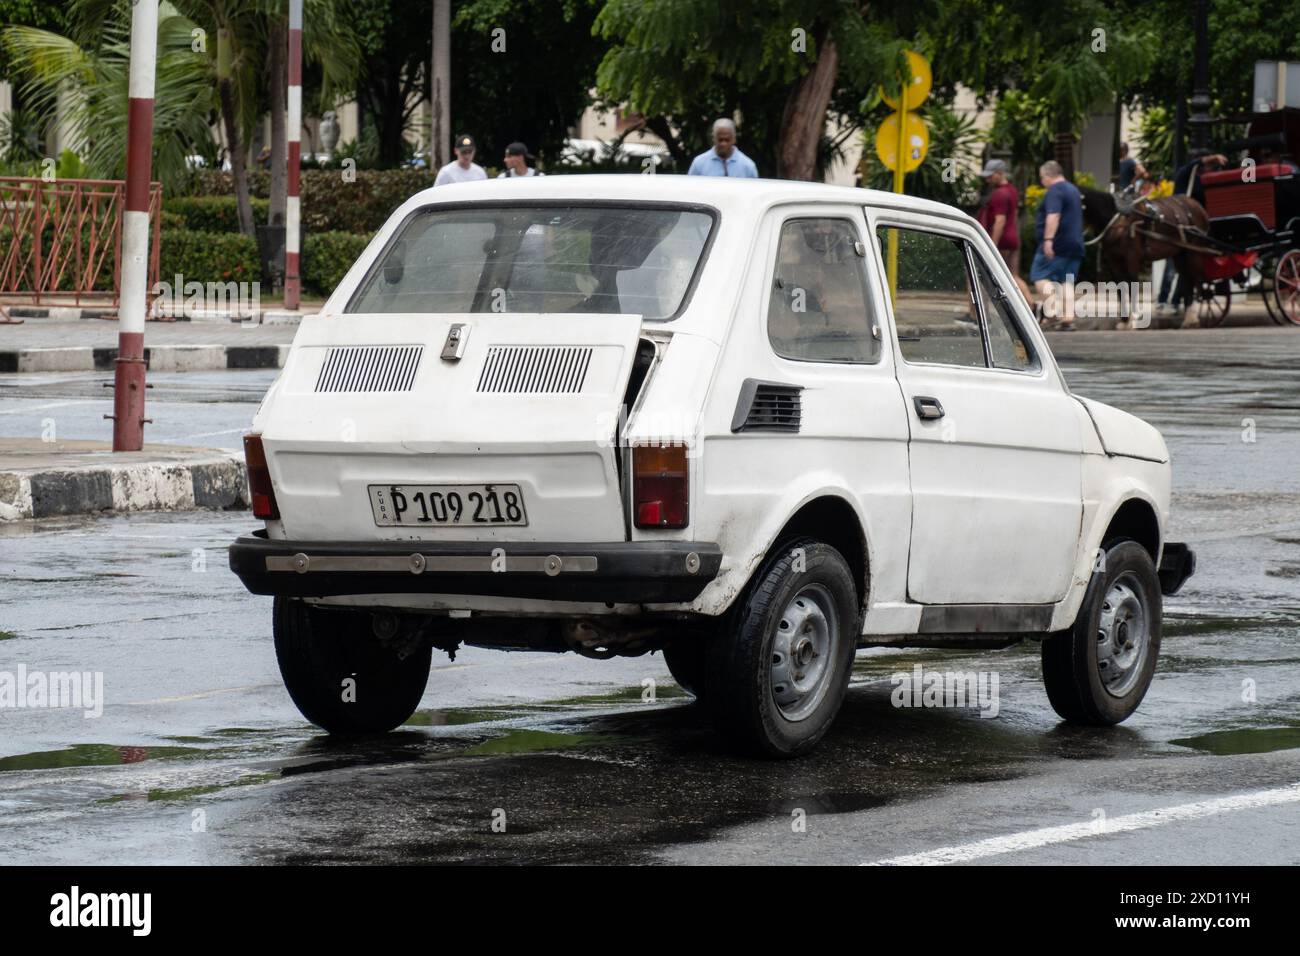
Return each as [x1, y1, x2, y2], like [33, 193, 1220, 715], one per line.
[127, 684, 280, 705]
[174, 427, 248, 441]
[0, 400, 95, 415]
[866, 781, 1300, 866]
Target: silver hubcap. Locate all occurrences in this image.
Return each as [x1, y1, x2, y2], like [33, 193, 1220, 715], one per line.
[771, 585, 837, 721]
[1096, 574, 1149, 698]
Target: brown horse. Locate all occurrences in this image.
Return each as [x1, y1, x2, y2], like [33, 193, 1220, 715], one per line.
[1079, 186, 1209, 302]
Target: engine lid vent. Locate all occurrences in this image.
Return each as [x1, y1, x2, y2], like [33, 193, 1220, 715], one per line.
[315, 345, 423, 393]
[731, 379, 803, 433]
[477, 345, 594, 394]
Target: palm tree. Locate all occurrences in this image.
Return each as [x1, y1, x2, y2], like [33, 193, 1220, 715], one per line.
[2, 2, 214, 189]
[5, 0, 359, 238]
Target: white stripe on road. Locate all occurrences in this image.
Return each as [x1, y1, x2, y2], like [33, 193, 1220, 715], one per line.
[175, 427, 248, 441]
[0, 400, 95, 415]
[866, 781, 1300, 866]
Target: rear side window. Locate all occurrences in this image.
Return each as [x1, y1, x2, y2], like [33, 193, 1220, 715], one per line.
[767, 218, 879, 364]
[347, 204, 715, 320]
[971, 256, 1038, 371]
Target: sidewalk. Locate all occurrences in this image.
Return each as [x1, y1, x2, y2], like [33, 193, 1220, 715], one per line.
[0, 438, 247, 520]
[0, 318, 298, 373]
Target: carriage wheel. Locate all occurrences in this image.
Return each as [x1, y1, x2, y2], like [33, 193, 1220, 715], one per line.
[1258, 268, 1285, 325]
[1273, 250, 1300, 326]
[1194, 280, 1231, 327]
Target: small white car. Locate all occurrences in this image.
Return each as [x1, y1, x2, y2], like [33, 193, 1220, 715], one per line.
[230, 176, 1196, 757]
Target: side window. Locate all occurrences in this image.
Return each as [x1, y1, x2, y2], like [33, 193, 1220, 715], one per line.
[971, 256, 1038, 371]
[768, 218, 879, 364]
[877, 226, 984, 367]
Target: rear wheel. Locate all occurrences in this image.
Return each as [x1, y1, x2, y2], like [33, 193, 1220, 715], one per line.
[1041, 540, 1161, 725]
[273, 597, 432, 734]
[705, 538, 859, 758]
[1272, 249, 1300, 326]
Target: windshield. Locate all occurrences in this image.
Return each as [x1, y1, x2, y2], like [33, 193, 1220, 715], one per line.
[347, 203, 716, 320]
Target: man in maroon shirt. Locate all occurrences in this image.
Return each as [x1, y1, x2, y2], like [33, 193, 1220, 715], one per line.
[977, 159, 1031, 303]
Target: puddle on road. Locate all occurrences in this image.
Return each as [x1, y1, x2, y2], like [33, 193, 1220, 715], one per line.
[1170, 726, 1300, 755]
[405, 683, 690, 729]
[0, 743, 208, 772]
[461, 729, 607, 756]
[99, 772, 279, 804]
[1162, 614, 1276, 637]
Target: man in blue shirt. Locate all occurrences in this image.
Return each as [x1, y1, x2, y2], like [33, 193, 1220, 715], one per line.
[1031, 160, 1085, 330]
[688, 118, 759, 177]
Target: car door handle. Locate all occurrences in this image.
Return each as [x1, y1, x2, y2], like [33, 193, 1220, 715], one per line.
[913, 396, 945, 420]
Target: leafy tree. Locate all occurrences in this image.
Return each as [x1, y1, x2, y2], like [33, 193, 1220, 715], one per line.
[2, 2, 213, 186]
[452, 0, 604, 167]
[594, 0, 920, 180]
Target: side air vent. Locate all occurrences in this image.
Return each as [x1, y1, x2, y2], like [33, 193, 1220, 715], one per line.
[315, 345, 423, 393]
[731, 379, 803, 433]
[477, 345, 593, 394]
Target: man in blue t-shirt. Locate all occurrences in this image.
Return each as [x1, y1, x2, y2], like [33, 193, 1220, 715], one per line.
[1031, 160, 1085, 330]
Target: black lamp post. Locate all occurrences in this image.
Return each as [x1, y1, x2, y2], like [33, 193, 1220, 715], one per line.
[1188, 0, 1212, 152]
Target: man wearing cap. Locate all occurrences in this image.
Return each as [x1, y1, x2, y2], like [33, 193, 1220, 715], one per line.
[498, 142, 544, 178]
[976, 159, 1031, 303]
[687, 118, 759, 177]
[434, 134, 488, 186]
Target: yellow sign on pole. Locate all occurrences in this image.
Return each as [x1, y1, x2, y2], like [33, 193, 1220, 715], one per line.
[874, 111, 929, 174]
[877, 50, 932, 301]
[881, 50, 932, 111]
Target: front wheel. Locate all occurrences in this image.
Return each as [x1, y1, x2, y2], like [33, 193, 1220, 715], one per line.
[705, 538, 859, 758]
[273, 597, 432, 734]
[1041, 540, 1161, 725]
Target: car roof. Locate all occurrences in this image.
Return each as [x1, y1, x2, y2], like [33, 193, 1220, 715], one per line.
[406, 174, 973, 225]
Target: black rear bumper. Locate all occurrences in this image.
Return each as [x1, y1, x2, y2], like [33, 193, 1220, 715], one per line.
[228, 532, 722, 603]
[1158, 542, 1196, 595]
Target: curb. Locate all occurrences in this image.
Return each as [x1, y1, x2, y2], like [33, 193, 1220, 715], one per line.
[0, 454, 248, 521]
[0, 344, 289, 374]
[5, 306, 307, 325]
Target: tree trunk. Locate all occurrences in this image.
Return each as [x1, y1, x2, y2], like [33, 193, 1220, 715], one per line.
[268, 17, 287, 228]
[431, 0, 450, 168]
[644, 115, 688, 167]
[217, 27, 255, 237]
[1053, 130, 1077, 181]
[776, 31, 839, 181]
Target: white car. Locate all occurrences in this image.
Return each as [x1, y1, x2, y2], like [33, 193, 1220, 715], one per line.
[230, 175, 1196, 757]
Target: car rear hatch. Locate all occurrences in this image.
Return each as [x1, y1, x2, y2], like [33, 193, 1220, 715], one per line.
[258, 312, 642, 542]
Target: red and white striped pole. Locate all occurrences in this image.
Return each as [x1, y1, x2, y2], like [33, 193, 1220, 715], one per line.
[113, 0, 158, 451]
[284, 0, 302, 310]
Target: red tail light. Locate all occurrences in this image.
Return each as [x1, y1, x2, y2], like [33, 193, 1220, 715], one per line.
[243, 434, 280, 520]
[632, 444, 689, 529]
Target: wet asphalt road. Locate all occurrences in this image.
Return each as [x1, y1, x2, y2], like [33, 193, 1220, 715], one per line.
[3, 328, 1300, 865]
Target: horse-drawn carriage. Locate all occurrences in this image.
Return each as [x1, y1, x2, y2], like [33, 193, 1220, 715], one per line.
[1084, 108, 1300, 327]
[1194, 108, 1300, 326]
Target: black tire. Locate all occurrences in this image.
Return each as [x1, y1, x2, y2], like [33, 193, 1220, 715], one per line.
[273, 597, 432, 734]
[1041, 540, 1161, 725]
[662, 639, 707, 700]
[705, 538, 860, 758]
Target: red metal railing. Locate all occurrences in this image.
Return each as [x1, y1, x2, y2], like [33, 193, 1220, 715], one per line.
[0, 176, 161, 306]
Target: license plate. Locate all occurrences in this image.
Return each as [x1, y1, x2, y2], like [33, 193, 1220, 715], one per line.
[368, 484, 528, 527]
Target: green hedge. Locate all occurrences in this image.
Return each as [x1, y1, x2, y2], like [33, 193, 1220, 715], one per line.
[163, 195, 270, 233]
[156, 228, 373, 298]
[158, 230, 261, 286]
[302, 232, 373, 298]
[186, 168, 433, 233]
